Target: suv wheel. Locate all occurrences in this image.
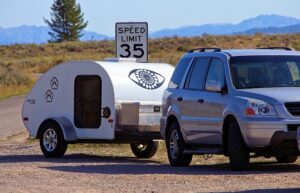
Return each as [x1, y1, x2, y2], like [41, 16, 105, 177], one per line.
[275, 154, 298, 163]
[228, 122, 250, 171]
[167, 122, 192, 167]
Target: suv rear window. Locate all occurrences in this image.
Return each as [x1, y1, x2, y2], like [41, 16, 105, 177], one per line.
[185, 57, 210, 90]
[168, 57, 192, 88]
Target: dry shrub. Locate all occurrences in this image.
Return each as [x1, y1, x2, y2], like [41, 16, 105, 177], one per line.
[0, 66, 30, 86]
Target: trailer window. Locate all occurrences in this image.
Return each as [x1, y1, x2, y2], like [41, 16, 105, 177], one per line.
[74, 75, 102, 128]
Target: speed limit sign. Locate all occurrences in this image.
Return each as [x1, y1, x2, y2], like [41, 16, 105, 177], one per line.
[116, 22, 148, 63]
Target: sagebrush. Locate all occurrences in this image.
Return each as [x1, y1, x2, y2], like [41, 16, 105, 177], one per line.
[0, 34, 299, 97]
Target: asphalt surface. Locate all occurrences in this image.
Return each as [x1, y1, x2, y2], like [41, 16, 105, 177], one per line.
[0, 95, 26, 138]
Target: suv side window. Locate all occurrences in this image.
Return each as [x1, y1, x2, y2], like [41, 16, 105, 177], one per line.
[185, 57, 210, 90]
[206, 58, 225, 88]
[168, 57, 192, 89]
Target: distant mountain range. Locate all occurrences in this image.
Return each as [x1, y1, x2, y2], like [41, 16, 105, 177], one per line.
[234, 23, 300, 35]
[0, 25, 110, 45]
[1, 14, 300, 45]
[150, 14, 300, 38]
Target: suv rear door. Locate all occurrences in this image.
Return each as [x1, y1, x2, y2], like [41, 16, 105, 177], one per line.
[177, 57, 211, 143]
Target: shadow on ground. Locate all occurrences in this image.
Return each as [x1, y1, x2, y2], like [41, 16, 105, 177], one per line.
[222, 188, 300, 193]
[0, 153, 160, 164]
[0, 153, 300, 175]
[42, 162, 300, 175]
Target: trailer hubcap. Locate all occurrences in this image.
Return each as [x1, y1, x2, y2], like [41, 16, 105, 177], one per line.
[136, 143, 147, 152]
[169, 130, 179, 159]
[43, 128, 57, 152]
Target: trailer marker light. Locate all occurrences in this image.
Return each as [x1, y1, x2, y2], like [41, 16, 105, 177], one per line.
[108, 118, 113, 127]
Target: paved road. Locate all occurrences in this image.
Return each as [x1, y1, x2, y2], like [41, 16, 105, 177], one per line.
[0, 95, 26, 138]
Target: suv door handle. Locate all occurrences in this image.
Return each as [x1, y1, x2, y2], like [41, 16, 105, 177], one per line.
[197, 99, 204, 103]
[176, 97, 183, 102]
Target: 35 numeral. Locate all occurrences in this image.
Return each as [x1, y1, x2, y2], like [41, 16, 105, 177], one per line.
[120, 44, 144, 58]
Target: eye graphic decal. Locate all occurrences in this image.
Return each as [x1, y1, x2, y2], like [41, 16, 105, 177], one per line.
[128, 69, 165, 90]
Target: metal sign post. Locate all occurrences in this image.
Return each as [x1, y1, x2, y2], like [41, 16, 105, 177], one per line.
[115, 22, 148, 63]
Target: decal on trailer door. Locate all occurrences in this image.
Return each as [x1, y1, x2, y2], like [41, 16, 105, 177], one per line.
[128, 69, 165, 90]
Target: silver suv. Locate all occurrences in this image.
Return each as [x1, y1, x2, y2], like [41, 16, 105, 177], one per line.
[160, 47, 300, 171]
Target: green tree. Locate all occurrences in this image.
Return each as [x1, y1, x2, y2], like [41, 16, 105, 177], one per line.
[44, 0, 88, 42]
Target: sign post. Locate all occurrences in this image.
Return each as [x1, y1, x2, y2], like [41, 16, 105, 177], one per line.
[115, 22, 148, 63]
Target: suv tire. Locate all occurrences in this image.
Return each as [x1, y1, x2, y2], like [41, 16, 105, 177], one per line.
[275, 154, 298, 163]
[166, 121, 192, 167]
[228, 122, 250, 171]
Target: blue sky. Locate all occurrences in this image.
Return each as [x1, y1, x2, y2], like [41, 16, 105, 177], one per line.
[0, 0, 299, 36]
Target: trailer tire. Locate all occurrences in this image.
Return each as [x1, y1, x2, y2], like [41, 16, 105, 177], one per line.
[130, 141, 158, 158]
[39, 121, 68, 158]
[166, 121, 192, 167]
[228, 122, 250, 171]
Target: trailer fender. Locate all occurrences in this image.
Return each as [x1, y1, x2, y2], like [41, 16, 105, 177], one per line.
[39, 117, 77, 142]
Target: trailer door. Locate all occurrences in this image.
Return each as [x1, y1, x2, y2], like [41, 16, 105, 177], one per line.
[74, 75, 101, 128]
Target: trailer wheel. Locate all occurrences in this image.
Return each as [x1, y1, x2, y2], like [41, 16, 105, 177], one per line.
[39, 122, 68, 158]
[130, 141, 158, 158]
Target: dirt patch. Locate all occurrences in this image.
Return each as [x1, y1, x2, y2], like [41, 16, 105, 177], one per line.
[0, 132, 299, 193]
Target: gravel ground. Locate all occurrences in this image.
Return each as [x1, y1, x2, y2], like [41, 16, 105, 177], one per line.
[0, 132, 299, 193]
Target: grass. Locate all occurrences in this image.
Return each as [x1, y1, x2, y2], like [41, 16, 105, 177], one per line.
[57, 142, 230, 164]
[0, 34, 300, 98]
[53, 142, 300, 165]
[0, 84, 33, 99]
[16, 133, 299, 166]
[22, 134, 228, 164]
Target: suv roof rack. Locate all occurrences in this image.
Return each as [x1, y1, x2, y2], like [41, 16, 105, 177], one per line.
[187, 47, 221, 53]
[257, 47, 293, 51]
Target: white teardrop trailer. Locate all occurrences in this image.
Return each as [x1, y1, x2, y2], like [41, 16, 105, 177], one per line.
[22, 58, 174, 158]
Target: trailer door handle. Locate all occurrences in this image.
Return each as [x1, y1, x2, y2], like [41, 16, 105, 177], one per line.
[176, 97, 183, 102]
[101, 107, 111, 118]
[197, 99, 204, 103]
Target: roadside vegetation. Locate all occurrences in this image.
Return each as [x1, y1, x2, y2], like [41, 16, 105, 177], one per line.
[0, 34, 300, 98]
